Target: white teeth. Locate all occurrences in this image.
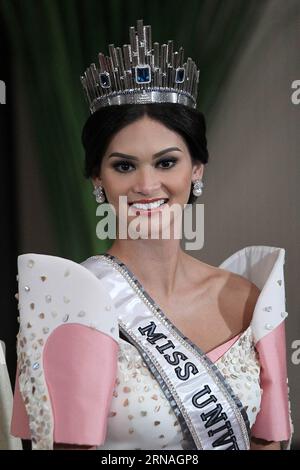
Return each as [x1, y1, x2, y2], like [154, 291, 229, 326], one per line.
[131, 199, 167, 210]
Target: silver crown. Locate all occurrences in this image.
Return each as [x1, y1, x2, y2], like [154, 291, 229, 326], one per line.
[80, 19, 200, 113]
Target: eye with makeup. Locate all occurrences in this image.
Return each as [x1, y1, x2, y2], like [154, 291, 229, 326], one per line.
[111, 157, 178, 173]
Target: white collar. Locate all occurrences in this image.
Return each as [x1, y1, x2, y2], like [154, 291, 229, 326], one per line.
[219, 245, 287, 343]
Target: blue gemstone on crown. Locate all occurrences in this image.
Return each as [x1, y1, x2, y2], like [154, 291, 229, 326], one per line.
[135, 65, 151, 84]
[100, 72, 111, 88]
[175, 67, 185, 83]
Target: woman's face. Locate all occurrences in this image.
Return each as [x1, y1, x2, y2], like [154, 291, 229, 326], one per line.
[93, 116, 203, 236]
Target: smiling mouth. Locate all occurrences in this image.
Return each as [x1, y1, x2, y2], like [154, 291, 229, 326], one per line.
[128, 198, 169, 214]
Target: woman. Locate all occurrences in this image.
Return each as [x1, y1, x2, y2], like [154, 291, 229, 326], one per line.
[11, 19, 292, 450]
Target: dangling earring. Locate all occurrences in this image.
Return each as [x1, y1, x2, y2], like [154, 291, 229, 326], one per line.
[192, 179, 204, 197]
[93, 185, 106, 203]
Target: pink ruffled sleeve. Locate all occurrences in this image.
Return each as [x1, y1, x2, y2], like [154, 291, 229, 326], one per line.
[251, 322, 292, 443]
[11, 324, 118, 446]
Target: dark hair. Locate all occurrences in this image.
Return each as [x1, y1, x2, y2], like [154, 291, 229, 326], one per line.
[81, 103, 209, 204]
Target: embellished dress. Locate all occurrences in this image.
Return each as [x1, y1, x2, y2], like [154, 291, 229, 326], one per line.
[11, 246, 293, 449]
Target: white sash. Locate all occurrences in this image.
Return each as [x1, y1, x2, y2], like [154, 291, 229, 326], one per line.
[88, 254, 251, 450]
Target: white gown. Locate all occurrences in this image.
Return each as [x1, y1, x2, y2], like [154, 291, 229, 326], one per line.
[11, 245, 292, 450]
[98, 328, 260, 450]
[81, 245, 291, 450]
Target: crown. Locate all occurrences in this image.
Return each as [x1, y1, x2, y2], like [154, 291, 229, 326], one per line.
[80, 19, 200, 113]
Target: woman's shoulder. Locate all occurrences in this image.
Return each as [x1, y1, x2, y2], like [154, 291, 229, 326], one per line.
[185, 251, 260, 294]
[213, 266, 260, 331]
[185, 253, 260, 331]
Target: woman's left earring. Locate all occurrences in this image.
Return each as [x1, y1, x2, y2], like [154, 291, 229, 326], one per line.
[93, 185, 106, 203]
[192, 179, 204, 197]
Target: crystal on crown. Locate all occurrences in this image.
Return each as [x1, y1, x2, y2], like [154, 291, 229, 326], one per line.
[80, 19, 200, 113]
[99, 72, 111, 88]
[135, 65, 151, 84]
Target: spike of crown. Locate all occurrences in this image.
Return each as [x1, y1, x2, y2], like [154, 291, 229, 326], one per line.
[80, 19, 200, 113]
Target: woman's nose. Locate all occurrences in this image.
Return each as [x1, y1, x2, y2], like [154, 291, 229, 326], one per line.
[132, 168, 161, 195]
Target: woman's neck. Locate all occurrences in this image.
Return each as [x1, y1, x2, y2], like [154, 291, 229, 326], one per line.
[106, 239, 189, 299]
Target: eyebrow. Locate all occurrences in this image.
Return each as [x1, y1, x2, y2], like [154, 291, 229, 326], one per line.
[107, 147, 183, 161]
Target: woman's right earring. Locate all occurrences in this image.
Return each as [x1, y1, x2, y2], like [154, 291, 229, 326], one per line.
[192, 179, 204, 197]
[93, 185, 106, 203]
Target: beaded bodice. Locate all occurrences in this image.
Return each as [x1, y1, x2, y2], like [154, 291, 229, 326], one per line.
[98, 326, 262, 450]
